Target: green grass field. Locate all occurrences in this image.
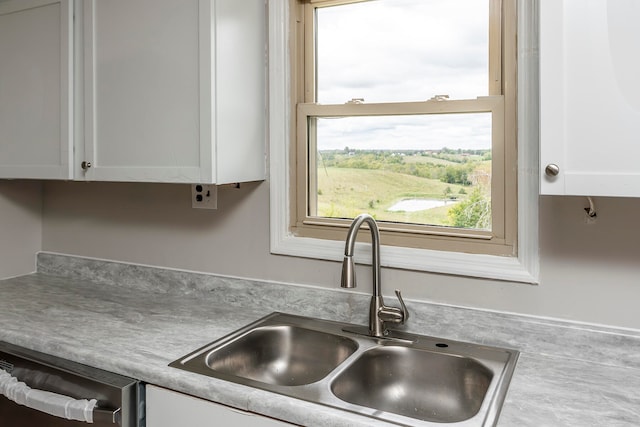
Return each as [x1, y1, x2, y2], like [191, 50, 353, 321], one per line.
[315, 167, 468, 226]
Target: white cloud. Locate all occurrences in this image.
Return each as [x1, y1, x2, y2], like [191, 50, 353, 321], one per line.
[316, 113, 491, 151]
[316, 0, 489, 104]
[314, 0, 491, 151]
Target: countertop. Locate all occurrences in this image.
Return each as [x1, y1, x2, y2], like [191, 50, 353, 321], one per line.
[1, 253, 639, 426]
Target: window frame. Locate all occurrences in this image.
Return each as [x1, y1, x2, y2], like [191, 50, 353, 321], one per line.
[268, 0, 540, 283]
[294, 0, 516, 256]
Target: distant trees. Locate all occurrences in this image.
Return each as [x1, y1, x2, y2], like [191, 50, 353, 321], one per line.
[443, 186, 453, 199]
[441, 164, 474, 186]
[318, 149, 485, 186]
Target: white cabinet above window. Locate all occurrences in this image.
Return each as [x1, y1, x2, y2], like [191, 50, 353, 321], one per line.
[540, 0, 640, 197]
[0, 0, 266, 184]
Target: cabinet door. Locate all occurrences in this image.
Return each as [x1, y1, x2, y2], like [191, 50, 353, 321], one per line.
[0, 0, 73, 179]
[81, 0, 213, 183]
[146, 385, 293, 427]
[540, 0, 640, 196]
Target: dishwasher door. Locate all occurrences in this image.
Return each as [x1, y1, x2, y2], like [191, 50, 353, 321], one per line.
[0, 341, 142, 427]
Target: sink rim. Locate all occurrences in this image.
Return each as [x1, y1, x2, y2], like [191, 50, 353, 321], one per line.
[169, 312, 519, 426]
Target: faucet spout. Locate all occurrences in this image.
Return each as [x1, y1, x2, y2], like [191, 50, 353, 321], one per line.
[340, 214, 409, 338]
[340, 255, 356, 288]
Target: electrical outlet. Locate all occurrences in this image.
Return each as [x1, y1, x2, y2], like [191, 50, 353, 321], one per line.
[191, 184, 217, 209]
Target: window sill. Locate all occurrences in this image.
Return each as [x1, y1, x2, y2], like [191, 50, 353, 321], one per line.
[271, 232, 537, 284]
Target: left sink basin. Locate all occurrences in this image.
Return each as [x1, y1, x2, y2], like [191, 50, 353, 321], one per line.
[170, 314, 358, 387]
[205, 324, 357, 386]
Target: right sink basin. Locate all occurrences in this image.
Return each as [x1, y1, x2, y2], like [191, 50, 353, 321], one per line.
[331, 346, 493, 423]
[170, 312, 519, 426]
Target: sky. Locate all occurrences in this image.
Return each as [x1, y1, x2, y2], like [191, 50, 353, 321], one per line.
[314, 0, 492, 151]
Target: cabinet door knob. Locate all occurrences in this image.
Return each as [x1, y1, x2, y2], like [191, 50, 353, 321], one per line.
[545, 163, 560, 177]
[81, 161, 92, 170]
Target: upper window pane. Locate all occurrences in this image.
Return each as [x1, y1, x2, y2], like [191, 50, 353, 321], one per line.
[316, 0, 490, 104]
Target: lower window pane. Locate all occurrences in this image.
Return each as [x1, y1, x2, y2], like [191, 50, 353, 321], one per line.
[310, 113, 492, 231]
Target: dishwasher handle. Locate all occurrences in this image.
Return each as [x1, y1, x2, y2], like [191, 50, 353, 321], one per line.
[0, 369, 120, 424]
[94, 407, 122, 425]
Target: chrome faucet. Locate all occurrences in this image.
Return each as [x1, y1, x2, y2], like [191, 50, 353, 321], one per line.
[341, 213, 409, 338]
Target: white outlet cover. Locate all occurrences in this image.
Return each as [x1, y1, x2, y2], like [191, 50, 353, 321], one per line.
[191, 184, 218, 209]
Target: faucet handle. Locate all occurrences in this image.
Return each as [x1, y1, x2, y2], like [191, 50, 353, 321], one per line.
[394, 289, 409, 324]
[378, 289, 410, 326]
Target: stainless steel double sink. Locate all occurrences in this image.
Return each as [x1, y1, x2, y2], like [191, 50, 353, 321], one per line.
[170, 312, 519, 426]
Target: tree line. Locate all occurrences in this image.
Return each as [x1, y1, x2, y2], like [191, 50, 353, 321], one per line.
[318, 149, 488, 186]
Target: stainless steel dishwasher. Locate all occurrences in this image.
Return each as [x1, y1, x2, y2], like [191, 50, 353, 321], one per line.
[0, 341, 143, 427]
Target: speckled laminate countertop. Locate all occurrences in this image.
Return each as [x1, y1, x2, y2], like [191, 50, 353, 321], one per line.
[1, 253, 639, 426]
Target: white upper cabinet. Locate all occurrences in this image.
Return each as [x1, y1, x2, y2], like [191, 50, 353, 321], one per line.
[540, 0, 640, 196]
[80, 0, 266, 184]
[0, 0, 73, 179]
[0, 0, 266, 184]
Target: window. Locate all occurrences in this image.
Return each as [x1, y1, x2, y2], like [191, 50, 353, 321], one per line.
[268, 0, 539, 286]
[290, 0, 517, 256]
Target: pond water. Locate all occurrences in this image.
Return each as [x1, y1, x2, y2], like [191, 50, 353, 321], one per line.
[387, 199, 458, 212]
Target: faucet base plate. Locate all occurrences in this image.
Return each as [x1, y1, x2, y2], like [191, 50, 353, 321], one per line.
[342, 325, 416, 344]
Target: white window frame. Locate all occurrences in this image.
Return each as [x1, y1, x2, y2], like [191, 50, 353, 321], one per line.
[268, 0, 539, 284]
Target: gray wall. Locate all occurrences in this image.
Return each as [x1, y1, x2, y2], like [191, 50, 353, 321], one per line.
[41, 180, 640, 330]
[0, 181, 42, 278]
